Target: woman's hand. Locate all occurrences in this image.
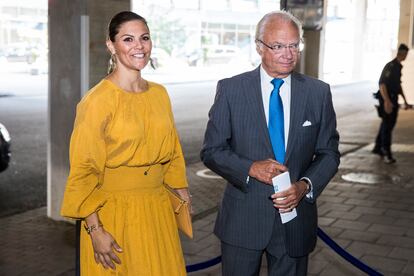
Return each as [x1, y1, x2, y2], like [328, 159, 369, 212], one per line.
[175, 188, 194, 215]
[90, 227, 123, 270]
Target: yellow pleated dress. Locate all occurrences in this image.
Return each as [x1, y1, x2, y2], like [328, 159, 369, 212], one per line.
[60, 79, 188, 275]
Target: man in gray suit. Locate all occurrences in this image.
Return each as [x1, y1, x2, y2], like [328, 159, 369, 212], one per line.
[200, 11, 340, 275]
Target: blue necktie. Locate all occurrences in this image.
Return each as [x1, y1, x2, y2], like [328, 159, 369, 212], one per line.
[269, 78, 285, 164]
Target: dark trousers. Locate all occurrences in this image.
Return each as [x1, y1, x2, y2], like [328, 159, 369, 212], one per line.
[374, 106, 398, 156]
[221, 242, 308, 276]
[221, 216, 308, 276]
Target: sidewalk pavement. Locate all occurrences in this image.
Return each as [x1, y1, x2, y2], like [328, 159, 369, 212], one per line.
[1, 105, 414, 275]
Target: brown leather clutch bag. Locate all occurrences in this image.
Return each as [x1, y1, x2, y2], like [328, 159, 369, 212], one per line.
[165, 186, 193, 239]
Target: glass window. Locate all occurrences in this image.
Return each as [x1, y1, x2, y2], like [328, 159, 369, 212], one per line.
[152, 0, 171, 8]
[237, 24, 250, 31]
[203, 31, 221, 45]
[208, 23, 221, 30]
[2, 7, 18, 16]
[260, 0, 280, 12]
[232, 0, 258, 11]
[323, 0, 399, 83]
[173, 0, 199, 9]
[202, 0, 229, 10]
[20, 7, 37, 16]
[223, 32, 236, 45]
[223, 23, 236, 30]
[134, 0, 267, 79]
[237, 32, 250, 47]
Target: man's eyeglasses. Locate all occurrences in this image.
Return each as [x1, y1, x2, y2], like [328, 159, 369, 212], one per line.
[256, 39, 303, 53]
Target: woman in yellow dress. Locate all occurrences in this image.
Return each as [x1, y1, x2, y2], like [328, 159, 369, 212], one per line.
[60, 11, 191, 275]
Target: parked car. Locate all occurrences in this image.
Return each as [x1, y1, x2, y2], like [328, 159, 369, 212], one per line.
[185, 45, 250, 66]
[0, 123, 11, 172]
[204, 45, 240, 64]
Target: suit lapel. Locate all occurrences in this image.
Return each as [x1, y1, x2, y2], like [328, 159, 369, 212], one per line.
[243, 67, 273, 155]
[285, 72, 307, 162]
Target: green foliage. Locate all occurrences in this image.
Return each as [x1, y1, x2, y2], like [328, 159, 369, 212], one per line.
[148, 17, 186, 55]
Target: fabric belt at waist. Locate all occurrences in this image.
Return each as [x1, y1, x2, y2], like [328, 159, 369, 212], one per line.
[101, 164, 164, 192]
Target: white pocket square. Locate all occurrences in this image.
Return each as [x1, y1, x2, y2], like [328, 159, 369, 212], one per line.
[302, 120, 312, 127]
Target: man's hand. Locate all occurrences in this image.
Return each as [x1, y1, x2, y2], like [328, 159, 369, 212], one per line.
[384, 100, 393, 114]
[271, 180, 308, 213]
[248, 159, 287, 185]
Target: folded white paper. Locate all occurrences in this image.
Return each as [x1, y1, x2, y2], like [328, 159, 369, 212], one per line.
[272, 171, 297, 224]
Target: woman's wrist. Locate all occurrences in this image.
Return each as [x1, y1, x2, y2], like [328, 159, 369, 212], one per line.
[84, 212, 103, 234]
[84, 222, 103, 235]
[175, 188, 192, 200]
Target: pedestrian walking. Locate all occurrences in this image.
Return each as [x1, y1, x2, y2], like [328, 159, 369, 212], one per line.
[372, 43, 410, 164]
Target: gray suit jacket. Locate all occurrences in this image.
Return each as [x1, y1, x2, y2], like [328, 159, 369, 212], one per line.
[200, 66, 340, 257]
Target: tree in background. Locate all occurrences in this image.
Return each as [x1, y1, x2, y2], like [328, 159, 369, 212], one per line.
[147, 6, 186, 56]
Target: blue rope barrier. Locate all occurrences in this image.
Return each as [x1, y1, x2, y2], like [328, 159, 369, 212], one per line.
[186, 256, 222, 273]
[317, 227, 383, 276]
[185, 227, 384, 275]
[75, 223, 383, 275]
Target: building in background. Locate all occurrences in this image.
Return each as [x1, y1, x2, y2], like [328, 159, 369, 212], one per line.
[134, 0, 281, 76]
[134, 0, 400, 84]
[0, 0, 47, 74]
[323, 0, 399, 83]
[0, 0, 401, 83]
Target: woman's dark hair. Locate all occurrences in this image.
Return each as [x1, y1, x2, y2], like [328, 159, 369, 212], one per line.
[107, 11, 149, 42]
[106, 11, 151, 74]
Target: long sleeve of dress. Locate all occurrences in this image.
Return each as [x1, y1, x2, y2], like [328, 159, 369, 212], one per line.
[163, 93, 188, 189]
[60, 93, 112, 219]
[163, 128, 188, 189]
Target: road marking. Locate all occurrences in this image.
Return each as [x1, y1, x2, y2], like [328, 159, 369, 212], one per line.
[196, 169, 222, 179]
[341, 172, 393, 184]
[363, 143, 414, 153]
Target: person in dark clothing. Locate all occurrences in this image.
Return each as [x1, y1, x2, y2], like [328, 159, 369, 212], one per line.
[372, 43, 410, 164]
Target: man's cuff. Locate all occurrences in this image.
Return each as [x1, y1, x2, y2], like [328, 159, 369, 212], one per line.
[246, 176, 250, 185]
[300, 177, 313, 199]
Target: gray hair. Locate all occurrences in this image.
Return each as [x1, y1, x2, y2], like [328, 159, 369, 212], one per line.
[255, 10, 303, 41]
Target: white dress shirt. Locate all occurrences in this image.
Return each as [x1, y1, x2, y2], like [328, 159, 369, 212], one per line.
[258, 66, 313, 199]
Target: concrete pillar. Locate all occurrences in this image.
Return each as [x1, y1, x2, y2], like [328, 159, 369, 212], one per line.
[302, 30, 321, 78]
[318, 0, 328, 79]
[292, 2, 328, 79]
[398, 0, 414, 48]
[48, 0, 130, 220]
